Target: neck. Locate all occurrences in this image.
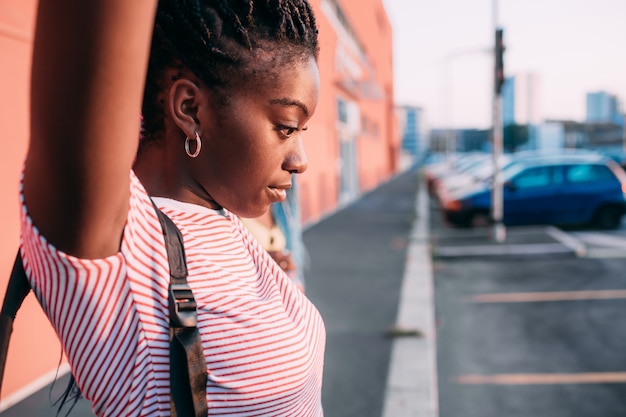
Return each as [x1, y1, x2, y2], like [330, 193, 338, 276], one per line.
[133, 144, 222, 211]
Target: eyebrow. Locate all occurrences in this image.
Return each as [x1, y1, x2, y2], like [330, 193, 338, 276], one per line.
[268, 98, 309, 117]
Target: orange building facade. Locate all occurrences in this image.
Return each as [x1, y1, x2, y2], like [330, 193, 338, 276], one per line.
[302, 0, 399, 223]
[0, 0, 398, 406]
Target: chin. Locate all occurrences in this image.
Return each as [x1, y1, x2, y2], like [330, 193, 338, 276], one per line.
[233, 203, 270, 219]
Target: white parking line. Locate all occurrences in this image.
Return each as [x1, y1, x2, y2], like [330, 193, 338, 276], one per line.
[456, 372, 626, 385]
[434, 242, 571, 257]
[545, 226, 587, 256]
[575, 232, 626, 249]
[469, 289, 626, 303]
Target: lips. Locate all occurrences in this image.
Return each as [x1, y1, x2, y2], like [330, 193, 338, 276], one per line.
[268, 184, 291, 202]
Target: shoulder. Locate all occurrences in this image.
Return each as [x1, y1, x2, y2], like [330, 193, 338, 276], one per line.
[125, 171, 163, 241]
[20, 170, 162, 275]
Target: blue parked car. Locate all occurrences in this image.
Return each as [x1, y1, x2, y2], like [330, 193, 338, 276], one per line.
[441, 153, 626, 229]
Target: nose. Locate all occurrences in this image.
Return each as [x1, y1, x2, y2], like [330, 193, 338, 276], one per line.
[284, 135, 308, 174]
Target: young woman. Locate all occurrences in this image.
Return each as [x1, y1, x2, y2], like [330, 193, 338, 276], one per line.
[22, 1, 325, 416]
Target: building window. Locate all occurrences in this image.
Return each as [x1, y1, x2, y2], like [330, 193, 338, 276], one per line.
[337, 99, 348, 124]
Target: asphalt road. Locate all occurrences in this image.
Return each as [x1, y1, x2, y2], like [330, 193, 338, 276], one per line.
[430, 199, 626, 417]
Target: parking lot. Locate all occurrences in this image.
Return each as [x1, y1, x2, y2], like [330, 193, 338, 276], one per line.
[429, 174, 626, 417]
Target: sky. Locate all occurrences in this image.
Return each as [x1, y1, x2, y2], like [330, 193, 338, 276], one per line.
[382, 0, 626, 130]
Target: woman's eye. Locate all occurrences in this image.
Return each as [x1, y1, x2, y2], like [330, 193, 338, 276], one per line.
[283, 127, 297, 137]
[277, 126, 298, 138]
[276, 125, 307, 139]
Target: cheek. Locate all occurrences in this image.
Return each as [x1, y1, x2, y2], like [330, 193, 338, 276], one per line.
[207, 150, 281, 217]
[234, 135, 283, 175]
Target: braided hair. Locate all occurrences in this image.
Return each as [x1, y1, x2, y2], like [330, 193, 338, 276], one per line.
[141, 0, 319, 142]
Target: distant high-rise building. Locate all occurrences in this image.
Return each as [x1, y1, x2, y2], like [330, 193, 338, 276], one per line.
[501, 76, 515, 126]
[586, 91, 624, 126]
[396, 105, 426, 166]
[501, 72, 541, 126]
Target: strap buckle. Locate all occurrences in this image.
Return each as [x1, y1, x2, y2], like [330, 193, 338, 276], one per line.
[168, 283, 198, 328]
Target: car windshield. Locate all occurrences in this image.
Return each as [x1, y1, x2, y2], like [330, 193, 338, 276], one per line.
[472, 155, 512, 180]
[500, 161, 527, 181]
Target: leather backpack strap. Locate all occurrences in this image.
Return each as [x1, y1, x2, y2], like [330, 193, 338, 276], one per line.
[153, 204, 208, 417]
[0, 252, 32, 397]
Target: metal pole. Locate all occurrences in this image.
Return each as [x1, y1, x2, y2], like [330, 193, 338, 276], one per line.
[491, 0, 505, 242]
[492, 91, 505, 242]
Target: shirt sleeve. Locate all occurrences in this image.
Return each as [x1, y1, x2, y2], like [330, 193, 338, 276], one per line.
[19, 171, 165, 416]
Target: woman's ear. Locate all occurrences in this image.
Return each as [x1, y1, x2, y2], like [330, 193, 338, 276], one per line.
[169, 78, 202, 138]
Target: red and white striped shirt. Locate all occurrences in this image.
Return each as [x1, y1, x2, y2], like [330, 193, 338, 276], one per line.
[20, 171, 326, 416]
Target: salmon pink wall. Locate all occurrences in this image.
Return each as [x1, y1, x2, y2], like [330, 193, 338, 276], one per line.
[343, 0, 398, 192]
[0, 0, 68, 404]
[299, 0, 341, 224]
[301, 0, 399, 224]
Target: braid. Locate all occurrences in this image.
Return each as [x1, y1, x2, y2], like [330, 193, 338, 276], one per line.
[274, 0, 290, 37]
[141, 0, 318, 142]
[215, 0, 251, 47]
[283, 2, 299, 40]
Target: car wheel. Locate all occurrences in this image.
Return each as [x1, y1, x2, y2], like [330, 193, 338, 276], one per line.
[469, 211, 491, 228]
[593, 205, 622, 230]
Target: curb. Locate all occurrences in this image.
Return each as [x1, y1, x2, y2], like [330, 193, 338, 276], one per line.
[381, 177, 438, 417]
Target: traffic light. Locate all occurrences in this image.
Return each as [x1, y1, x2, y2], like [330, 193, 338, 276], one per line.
[495, 28, 505, 95]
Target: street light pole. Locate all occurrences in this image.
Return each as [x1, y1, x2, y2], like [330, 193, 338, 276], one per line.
[492, 77, 505, 242]
[491, 0, 506, 242]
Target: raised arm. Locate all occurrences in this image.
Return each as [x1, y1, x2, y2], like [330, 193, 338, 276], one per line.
[23, 0, 157, 258]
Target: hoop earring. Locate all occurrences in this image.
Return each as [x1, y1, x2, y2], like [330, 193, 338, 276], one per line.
[185, 131, 202, 158]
